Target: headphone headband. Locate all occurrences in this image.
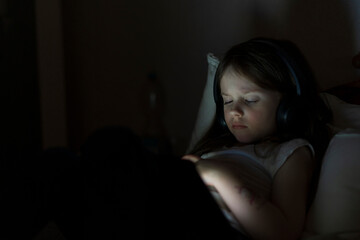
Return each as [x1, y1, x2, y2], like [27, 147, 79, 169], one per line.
[251, 39, 302, 96]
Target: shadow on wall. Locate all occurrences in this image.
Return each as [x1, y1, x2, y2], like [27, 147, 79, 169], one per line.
[249, 0, 356, 90]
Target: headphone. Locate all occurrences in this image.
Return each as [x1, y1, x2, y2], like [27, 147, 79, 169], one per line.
[213, 38, 309, 135]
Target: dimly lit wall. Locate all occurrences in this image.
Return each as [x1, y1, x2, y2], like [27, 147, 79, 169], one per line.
[1, 0, 41, 157]
[36, 0, 67, 149]
[36, 0, 360, 155]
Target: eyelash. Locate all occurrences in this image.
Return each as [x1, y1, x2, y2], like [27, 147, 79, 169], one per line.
[244, 99, 258, 104]
[223, 99, 258, 105]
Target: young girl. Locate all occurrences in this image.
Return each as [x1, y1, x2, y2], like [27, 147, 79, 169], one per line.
[183, 38, 332, 240]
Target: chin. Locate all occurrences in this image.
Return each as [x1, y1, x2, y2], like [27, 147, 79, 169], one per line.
[234, 135, 255, 144]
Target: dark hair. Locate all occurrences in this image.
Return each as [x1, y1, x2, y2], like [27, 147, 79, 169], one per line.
[190, 38, 332, 159]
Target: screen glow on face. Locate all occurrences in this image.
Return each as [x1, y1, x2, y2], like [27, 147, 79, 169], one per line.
[220, 66, 281, 143]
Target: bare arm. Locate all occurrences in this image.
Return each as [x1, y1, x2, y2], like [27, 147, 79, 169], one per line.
[186, 146, 314, 240]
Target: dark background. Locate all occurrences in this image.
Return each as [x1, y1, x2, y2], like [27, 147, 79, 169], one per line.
[0, 0, 41, 162]
[1, 0, 359, 157]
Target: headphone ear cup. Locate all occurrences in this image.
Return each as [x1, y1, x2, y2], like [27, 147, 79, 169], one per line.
[276, 97, 307, 135]
[219, 116, 227, 128]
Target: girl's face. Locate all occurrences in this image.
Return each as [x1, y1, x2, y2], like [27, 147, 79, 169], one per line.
[220, 66, 282, 143]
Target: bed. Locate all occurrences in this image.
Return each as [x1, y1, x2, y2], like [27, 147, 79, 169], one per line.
[188, 52, 360, 240]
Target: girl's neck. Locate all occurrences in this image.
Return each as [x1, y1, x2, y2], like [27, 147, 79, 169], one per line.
[232, 136, 281, 148]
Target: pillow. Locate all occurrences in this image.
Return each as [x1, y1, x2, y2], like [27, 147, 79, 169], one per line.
[325, 80, 360, 105]
[321, 93, 360, 131]
[304, 129, 360, 236]
[187, 53, 219, 152]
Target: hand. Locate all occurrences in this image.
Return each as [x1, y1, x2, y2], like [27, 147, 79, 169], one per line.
[181, 155, 219, 186]
[181, 154, 202, 163]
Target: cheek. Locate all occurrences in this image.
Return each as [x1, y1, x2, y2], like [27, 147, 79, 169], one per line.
[224, 109, 232, 125]
[248, 108, 277, 128]
[257, 109, 278, 130]
[247, 110, 262, 121]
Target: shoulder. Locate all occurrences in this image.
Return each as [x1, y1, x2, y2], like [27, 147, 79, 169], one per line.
[275, 144, 315, 181]
[278, 138, 315, 158]
[275, 142, 315, 181]
[263, 138, 314, 178]
[281, 145, 314, 172]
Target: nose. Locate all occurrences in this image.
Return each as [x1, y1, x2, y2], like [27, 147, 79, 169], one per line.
[230, 102, 244, 118]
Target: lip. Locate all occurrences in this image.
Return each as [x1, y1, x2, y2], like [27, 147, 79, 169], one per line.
[232, 124, 247, 129]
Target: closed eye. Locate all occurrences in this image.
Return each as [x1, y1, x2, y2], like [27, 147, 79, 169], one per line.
[224, 100, 233, 105]
[244, 99, 258, 104]
[222, 94, 233, 105]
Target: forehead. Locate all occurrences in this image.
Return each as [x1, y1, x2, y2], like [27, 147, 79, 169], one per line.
[220, 66, 261, 93]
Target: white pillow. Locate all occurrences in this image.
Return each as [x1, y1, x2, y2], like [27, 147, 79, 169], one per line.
[304, 129, 360, 236]
[321, 93, 360, 131]
[187, 53, 219, 152]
